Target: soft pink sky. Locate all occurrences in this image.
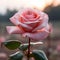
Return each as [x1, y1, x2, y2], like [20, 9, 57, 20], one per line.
[0, 0, 60, 14]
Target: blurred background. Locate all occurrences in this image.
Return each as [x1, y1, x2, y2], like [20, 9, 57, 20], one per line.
[0, 0, 60, 60]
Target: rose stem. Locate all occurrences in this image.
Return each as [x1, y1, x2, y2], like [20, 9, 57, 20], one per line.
[27, 37, 30, 60]
[47, 35, 51, 60]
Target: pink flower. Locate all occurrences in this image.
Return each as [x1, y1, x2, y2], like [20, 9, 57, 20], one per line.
[6, 8, 50, 41]
[56, 44, 60, 52]
[0, 36, 5, 43]
[0, 53, 7, 59]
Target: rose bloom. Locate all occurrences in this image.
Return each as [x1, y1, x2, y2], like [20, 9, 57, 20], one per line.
[6, 8, 51, 41]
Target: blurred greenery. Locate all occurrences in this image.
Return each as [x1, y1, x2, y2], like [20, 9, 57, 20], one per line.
[45, 6, 60, 22]
[0, 9, 17, 22]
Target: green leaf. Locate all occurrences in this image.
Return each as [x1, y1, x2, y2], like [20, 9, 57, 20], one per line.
[3, 40, 21, 50]
[30, 50, 48, 60]
[19, 44, 29, 51]
[9, 51, 23, 60]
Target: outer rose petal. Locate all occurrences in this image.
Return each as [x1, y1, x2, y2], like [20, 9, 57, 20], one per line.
[6, 26, 24, 34]
[10, 14, 32, 30]
[32, 13, 49, 32]
[10, 17, 32, 29]
[22, 28, 49, 40]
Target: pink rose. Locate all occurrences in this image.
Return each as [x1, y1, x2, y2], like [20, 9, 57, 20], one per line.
[6, 8, 50, 40]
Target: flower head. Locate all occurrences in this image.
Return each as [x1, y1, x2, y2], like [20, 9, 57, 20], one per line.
[6, 8, 51, 41]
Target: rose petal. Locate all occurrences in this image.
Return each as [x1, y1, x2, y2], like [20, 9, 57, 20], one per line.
[10, 15, 32, 30]
[32, 13, 49, 32]
[22, 8, 40, 21]
[6, 26, 24, 34]
[22, 28, 49, 40]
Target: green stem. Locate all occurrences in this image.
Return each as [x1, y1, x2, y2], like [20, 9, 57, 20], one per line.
[27, 37, 30, 60]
